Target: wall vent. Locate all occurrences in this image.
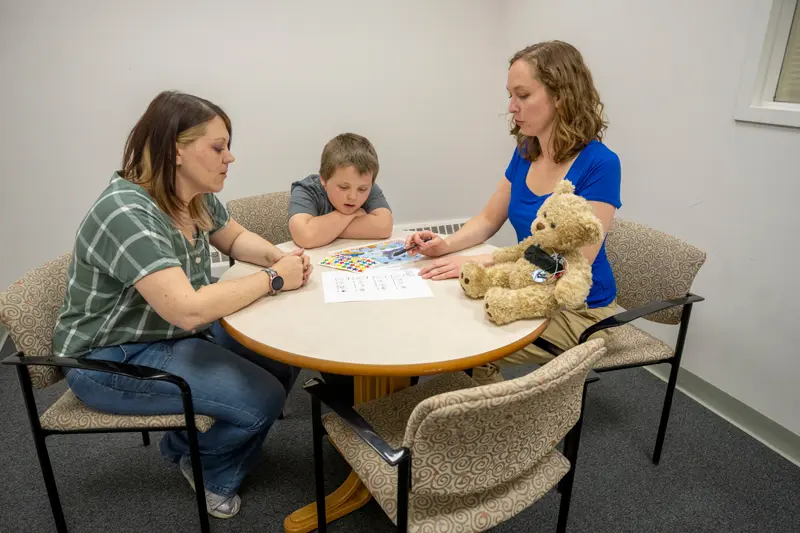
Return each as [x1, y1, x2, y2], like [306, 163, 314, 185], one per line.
[394, 218, 469, 236]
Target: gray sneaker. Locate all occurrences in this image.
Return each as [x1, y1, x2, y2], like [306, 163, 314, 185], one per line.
[179, 456, 242, 519]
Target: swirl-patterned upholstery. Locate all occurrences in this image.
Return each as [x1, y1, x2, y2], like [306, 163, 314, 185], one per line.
[596, 219, 706, 370]
[605, 219, 706, 325]
[323, 339, 607, 532]
[0, 253, 71, 388]
[226, 191, 292, 245]
[0, 254, 213, 432]
[40, 389, 214, 432]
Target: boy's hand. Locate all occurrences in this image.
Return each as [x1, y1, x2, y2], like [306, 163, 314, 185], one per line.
[354, 208, 367, 217]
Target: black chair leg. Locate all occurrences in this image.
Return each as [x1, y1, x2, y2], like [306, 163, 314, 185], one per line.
[396, 457, 410, 533]
[653, 359, 679, 465]
[15, 366, 69, 532]
[311, 397, 328, 533]
[652, 302, 693, 465]
[556, 384, 587, 533]
[179, 388, 210, 533]
[141, 431, 150, 446]
[409, 376, 420, 387]
[38, 438, 68, 533]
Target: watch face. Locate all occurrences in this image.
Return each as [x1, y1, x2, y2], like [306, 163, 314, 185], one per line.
[272, 275, 285, 292]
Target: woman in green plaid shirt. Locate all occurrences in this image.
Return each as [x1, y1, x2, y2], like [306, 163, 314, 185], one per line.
[54, 91, 312, 519]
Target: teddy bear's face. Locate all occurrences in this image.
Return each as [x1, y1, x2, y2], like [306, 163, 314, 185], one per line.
[530, 186, 604, 252]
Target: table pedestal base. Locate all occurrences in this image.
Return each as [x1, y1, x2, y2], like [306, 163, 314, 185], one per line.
[283, 375, 411, 533]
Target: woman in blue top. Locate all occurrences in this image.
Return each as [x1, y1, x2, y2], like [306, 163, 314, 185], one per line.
[406, 41, 620, 382]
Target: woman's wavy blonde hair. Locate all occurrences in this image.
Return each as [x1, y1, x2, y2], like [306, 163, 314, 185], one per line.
[509, 41, 607, 164]
[122, 91, 232, 231]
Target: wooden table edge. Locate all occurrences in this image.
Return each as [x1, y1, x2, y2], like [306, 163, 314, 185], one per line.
[220, 317, 550, 376]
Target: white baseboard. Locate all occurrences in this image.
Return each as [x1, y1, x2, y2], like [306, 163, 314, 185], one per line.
[645, 365, 800, 467]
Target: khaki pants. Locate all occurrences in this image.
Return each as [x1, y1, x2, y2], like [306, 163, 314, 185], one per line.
[472, 301, 617, 385]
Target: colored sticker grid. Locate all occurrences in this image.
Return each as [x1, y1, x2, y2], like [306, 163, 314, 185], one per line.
[319, 254, 378, 273]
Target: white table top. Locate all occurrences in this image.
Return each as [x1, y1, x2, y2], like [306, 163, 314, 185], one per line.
[220, 232, 547, 376]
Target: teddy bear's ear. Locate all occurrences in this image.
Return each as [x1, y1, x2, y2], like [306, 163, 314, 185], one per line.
[554, 180, 575, 196]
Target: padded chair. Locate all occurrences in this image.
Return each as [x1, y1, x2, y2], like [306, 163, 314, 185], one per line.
[225, 190, 294, 415]
[534, 218, 706, 464]
[0, 254, 215, 533]
[226, 190, 292, 265]
[306, 338, 608, 533]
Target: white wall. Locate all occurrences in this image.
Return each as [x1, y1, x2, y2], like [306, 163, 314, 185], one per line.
[504, 0, 800, 435]
[4, 0, 798, 436]
[0, 0, 512, 289]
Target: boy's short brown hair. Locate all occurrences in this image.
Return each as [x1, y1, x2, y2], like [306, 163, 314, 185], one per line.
[319, 133, 379, 182]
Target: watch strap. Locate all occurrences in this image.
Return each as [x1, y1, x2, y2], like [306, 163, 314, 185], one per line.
[263, 268, 279, 295]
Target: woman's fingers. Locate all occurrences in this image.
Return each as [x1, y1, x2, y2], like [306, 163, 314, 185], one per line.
[302, 264, 313, 284]
[418, 259, 444, 277]
[431, 266, 459, 280]
[414, 231, 435, 247]
[420, 259, 453, 280]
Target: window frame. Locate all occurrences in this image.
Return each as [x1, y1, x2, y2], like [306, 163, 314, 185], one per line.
[734, 0, 800, 129]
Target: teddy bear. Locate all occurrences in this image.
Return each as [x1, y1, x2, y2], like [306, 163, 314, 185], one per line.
[459, 180, 604, 325]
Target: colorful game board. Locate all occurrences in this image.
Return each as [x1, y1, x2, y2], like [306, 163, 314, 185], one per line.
[319, 255, 378, 273]
[318, 239, 418, 273]
[333, 239, 417, 265]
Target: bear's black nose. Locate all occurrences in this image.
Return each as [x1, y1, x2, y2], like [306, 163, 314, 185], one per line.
[535, 221, 545, 231]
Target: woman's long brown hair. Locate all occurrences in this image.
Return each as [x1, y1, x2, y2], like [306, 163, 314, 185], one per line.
[509, 41, 607, 164]
[121, 91, 232, 231]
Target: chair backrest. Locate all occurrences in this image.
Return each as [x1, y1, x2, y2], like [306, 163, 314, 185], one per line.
[605, 219, 706, 325]
[0, 253, 72, 388]
[226, 191, 292, 245]
[402, 339, 606, 497]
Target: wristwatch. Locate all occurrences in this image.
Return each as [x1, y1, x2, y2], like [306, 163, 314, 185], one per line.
[263, 268, 284, 295]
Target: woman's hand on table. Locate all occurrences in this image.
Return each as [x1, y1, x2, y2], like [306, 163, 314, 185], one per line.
[293, 248, 313, 285]
[405, 230, 451, 258]
[417, 255, 478, 280]
[273, 249, 312, 290]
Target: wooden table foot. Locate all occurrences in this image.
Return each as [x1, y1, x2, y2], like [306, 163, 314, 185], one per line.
[283, 471, 372, 533]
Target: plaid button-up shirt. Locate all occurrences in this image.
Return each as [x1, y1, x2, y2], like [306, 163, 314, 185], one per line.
[53, 174, 229, 357]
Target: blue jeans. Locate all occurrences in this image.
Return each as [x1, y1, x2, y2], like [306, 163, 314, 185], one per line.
[66, 322, 300, 497]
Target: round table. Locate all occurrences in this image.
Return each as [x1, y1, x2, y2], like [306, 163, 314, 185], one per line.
[219, 232, 548, 533]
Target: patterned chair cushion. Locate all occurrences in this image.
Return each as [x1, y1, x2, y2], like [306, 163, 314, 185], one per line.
[41, 389, 214, 433]
[408, 451, 569, 532]
[594, 324, 674, 370]
[323, 372, 476, 523]
[324, 339, 607, 532]
[226, 191, 292, 245]
[0, 253, 72, 388]
[606, 219, 706, 325]
[403, 340, 605, 496]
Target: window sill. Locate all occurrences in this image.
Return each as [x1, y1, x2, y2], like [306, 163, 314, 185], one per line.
[734, 101, 800, 129]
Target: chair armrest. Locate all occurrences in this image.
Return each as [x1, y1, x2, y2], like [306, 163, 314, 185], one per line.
[304, 378, 409, 466]
[578, 293, 705, 344]
[2, 352, 190, 392]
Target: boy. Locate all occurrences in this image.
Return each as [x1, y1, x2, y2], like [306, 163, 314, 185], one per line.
[288, 133, 393, 248]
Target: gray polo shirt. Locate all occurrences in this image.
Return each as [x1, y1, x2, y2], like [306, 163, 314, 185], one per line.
[288, 174, 391, 218]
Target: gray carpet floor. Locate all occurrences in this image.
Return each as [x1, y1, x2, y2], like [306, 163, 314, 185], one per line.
[1, 336, 798, 533]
